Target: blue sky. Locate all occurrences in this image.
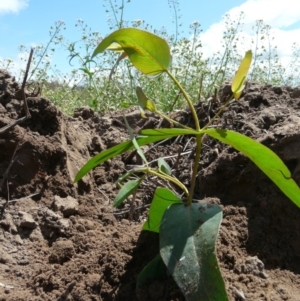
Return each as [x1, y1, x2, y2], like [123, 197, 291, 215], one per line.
[0, 0, 245, 49]
[1, 0, 300, 77]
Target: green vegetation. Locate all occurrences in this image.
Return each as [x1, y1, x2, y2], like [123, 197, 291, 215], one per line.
[74, 27, 300, 300]
[2, 1, 300, 299]
[1, 1, 300, 115]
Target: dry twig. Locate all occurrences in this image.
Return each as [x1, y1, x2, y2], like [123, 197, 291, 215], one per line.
[0, 48, 34, 134]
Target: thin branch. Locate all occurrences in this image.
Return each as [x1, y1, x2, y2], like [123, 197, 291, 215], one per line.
[0, 49, 34, 134]
[21, 48, 34, 118]
[0, 141, 22, 192]
[0, 116, 27, 134]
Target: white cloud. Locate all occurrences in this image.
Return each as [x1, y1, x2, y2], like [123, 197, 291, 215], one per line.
[229, 0, 300, 28]
[199, 0, 300, 72]
[0, 0, 29, 15]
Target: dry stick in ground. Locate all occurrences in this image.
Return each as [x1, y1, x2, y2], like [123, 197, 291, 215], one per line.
[0, 141, 21, 192]
[0, 140, 22, 215]
[0, 49, 34, 214]
[0, 48, 33, 134]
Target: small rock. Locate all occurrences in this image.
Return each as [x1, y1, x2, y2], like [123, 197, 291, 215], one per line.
[18, 211, 37, 229]
[76, 224, 86, 233]
[49, 240, 75, 264]
[77, 219, 94, 230]
[291, 87, 300, 98]
[17, 258, 29, 265]
[42, 209, 62, 222]
[0, 213, 18, 234]
[234, 256, 268, 279]
[14, 235, 23, 245]
[121, 219, 130, 225]
[85, 273, 101, 290]
[73, 106, 94, 119]
[57, 219, 70, 234]
[102, 214, 117, 226]
[29, 228, 44, 242]
[53, 195, 78, 217]
[0, 246, 16, 264]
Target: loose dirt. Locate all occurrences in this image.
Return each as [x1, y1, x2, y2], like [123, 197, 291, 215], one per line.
[0, 69, 300, 300]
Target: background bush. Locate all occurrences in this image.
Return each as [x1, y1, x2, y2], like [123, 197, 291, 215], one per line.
[1, 0, 300, 115]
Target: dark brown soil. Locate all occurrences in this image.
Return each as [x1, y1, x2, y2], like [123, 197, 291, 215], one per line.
[1, 69, 300, 300]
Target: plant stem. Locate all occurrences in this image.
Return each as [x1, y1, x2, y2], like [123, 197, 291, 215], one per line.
[166, 69, 202, 205]
[148, 169, 189, 198]
[29, 21, 64, 81]
[166, 70, 200, 131]
[187, 134, 202, 205]
[119, 0, 124, 29]
[203, 94, 234, 129]
[156, 111, 194, 130]
[120, 166, 189, 198]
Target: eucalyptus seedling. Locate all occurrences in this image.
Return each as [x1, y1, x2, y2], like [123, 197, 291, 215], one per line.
[75, 28, 300, 300]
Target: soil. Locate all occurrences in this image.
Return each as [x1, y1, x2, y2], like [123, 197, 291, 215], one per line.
[0, 68, 300, 301]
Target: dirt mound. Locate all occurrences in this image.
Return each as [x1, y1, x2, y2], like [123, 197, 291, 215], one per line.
[0, 69, 300, 300]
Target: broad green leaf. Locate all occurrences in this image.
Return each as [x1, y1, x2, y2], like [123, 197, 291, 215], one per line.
[136, 254, 166, 291]
[158, 158, 172, 175]
[113, 179, 142, 207]
[231, 50, 252, 100]
[74, 132, 183, 182]
[93, 28, 171, 76]
[202, 128, 300, 208]
[141, 128, 198, 137]
[143, 188, 182, 233]
[160, 203, 228, 301]
[123, 115, 148, 165]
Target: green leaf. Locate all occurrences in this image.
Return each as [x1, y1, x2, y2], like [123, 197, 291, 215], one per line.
[113, 179, 142, 207]
[74, 133, 181, 183]
[123, 115, 148, 165]
[93, 28, 171, 76]
[231, 50, 252, 100]
[136, 254, 166, 291]
[116, 171, 132, 185]
[79, 67, 94, 79]
[143, 188, 182, 233]
[202, 128, 300, 208]
[160, 203, 228, 301]
[141, 128, 198, 137]
[158, 158, 172, 175]
[106, 42, 124, 52]
[136, 86, 157, 113]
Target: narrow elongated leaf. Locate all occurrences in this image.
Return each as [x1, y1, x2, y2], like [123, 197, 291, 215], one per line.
[202, 128, 300, 208]
[93, 28, 171, 75]
[113, 179, 142, 207]
[79, 68, 94, 79]
[74, 132, 182, 182]
[231, 50, 252, 99]
[160, 203, 228, 301]
[143, 188, 182, 233]
[141, 128, 198, 136]
[136, 254, 166, 291]
[116, 171, 132, 184]
[158, 158, 172, 175]
[123, 115, 148, 165]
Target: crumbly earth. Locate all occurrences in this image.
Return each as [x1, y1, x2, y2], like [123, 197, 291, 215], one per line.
[0, 68, 300, 300]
